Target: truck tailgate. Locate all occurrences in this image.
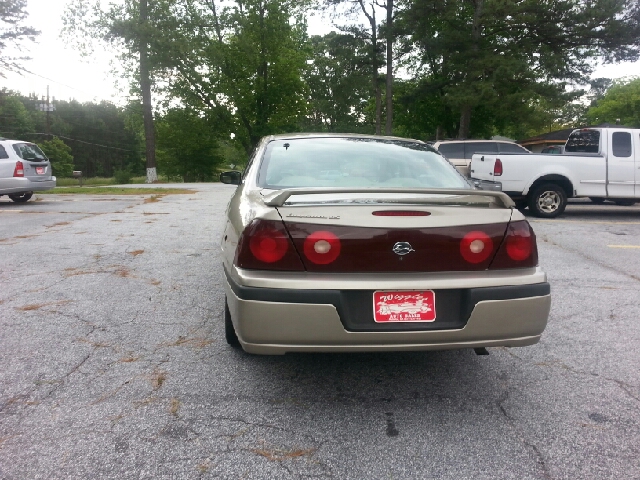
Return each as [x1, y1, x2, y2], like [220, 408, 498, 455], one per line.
[470, 153, 498, 180]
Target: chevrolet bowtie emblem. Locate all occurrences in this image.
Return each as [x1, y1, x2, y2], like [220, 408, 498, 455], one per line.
[392, 242, 415, 256]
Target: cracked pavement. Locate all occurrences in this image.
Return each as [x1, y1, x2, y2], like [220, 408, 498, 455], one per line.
[1, 188, 639, 479]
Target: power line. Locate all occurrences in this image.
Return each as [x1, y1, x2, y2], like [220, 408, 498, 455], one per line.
[23, 132, 136, 152]
[12, 65, 104, 99]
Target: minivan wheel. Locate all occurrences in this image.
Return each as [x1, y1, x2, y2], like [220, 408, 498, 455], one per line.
[9, 192, 33, 203]
[224, 298, 240, 347]
[528, 183, 567, 218]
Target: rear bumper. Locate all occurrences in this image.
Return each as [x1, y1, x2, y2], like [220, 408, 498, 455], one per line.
[224, 268, 551, 355]
[0, 177, 56, 195]
[471, 178, 502, 191]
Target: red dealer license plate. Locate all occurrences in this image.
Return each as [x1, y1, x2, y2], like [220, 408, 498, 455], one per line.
[35, 167, 45, 174]
[373, 290, 436, 323]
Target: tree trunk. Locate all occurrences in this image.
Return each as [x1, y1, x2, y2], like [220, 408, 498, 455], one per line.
[385, 0, 393, 135]
[140, 0, 157, 183]
[359, 0, 381, 135]
[458, 105, 471, 139]
[457, 0, 483, 140]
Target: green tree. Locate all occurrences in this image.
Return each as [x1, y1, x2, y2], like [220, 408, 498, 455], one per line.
[399, 0, 640, 139]
[0, 0, 39, 75]
[0, 94, 34, 138]
[156, 108, 223, 182]
[155, 0, 311, 154]
[63, 0, 169, 182]
[302, 32, 373, 133]
[587, 78, 640, 127]
[38, 137, 74, 178]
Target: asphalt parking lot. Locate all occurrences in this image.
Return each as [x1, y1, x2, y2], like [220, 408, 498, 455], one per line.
[1, 186, 639, 479]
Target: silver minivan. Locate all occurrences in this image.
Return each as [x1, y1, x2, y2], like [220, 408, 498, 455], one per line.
[0, 139, 56, 202]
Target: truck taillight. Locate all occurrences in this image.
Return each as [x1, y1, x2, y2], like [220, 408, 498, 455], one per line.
[493, 158, 503, 176]
[14, 161, 24, 177]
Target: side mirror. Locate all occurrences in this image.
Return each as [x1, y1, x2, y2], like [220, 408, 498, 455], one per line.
[220, 170, 242, 185]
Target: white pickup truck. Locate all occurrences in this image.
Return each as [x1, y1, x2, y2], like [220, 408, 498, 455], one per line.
[470, 127, 639, 217]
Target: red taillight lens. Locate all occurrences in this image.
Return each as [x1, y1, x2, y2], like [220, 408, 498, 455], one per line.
[14, 161, 24, 177]
[235, 219, 305, 271]
[506, 229, 532, 261]
[460, 231, 494, 264]
[493, 158, 503, 176]
[490, 220, 538, 269]
[250, 228, 289, 263]
[303, 230, 341, 264]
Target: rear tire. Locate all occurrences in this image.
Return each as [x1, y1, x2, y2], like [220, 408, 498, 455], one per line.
[527, 183, 567, 218]
[224, 298, 240, 347]
[614, 199, 636, 206]
[589, 197, 605, 204]
[9, 192, 33, 203]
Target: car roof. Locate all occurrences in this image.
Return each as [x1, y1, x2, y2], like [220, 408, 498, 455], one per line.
[0, 138, 33, 146]
[266, 133, 425, 143]
[434, 139, 516, 144]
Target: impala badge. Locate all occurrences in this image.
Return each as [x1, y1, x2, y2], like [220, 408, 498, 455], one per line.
[393, 242, 415, 256]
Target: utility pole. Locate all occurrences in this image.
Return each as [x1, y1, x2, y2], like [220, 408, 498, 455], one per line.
[46, 85, 51, 138]
[36, 86, 55, 137]
[140, 0, 157, 183]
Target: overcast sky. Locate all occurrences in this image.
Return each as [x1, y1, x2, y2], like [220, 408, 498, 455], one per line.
[2, 0, 639, 105]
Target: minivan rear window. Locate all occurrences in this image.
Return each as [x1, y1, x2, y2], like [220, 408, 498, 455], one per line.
[12, 143, 47, 161]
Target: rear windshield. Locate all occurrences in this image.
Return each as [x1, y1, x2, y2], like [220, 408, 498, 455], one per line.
[12, 143, 48, 161]
[565, 130, 600, 153]
[258, 138, 470, 190]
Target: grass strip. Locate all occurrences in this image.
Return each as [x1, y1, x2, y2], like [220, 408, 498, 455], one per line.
[39, 187, 196, 195]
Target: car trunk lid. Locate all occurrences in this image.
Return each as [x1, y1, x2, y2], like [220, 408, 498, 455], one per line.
[270, 191, 517, 273]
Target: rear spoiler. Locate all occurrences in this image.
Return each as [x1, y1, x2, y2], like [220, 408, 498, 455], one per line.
[262, 187, 515, 208]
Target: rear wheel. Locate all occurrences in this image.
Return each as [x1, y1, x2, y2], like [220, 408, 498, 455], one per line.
[9, 192, 33, 203]
[589, 197, 605, 204]
[528, 183, 567, 218]
[614, 199, 636, 206]
[224, 298, 240, 347]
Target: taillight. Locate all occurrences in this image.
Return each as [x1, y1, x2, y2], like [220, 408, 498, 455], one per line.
[490, 220, 538, 269]
[14, 161, 24, 177]
[460, 231, 494, 264]
[250, 227, 288, 263]
[506, 229, 532, 261]
[303, 231, 341, 264]
[235, 219, 304, 271]
[284, 221, 508, 272]
[493, 158, 503, 176]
